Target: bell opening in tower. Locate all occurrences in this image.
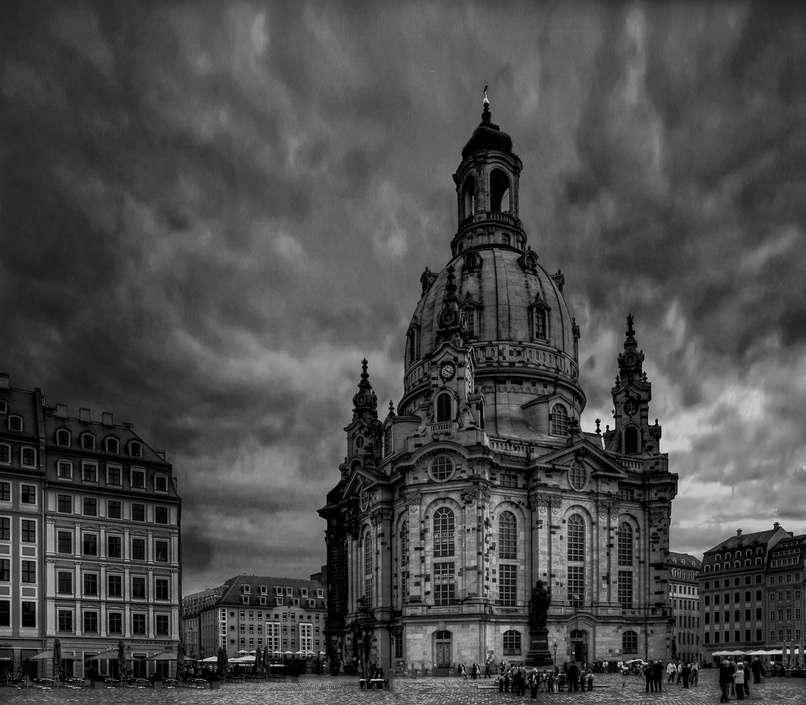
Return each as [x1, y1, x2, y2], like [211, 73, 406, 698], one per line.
[490, 168, 510, 212]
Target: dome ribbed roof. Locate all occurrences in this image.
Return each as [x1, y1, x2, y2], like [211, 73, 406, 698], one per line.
[410, 248, 575, 360]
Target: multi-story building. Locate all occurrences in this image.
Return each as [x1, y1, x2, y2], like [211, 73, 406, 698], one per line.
[320, 97, 679, 673]
[699, 524, 790, 661]
[0, 373, 182, 678]
[667, 552, 701, 663]
[766, 532, 805, 652]
[0, 374, 45, 671]
[182, 575, 327, 663]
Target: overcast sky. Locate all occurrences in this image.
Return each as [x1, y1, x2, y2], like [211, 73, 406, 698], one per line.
[2, 1, 805, 595]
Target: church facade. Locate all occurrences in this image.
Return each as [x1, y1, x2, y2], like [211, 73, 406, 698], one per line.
[319, 99, 678, 673]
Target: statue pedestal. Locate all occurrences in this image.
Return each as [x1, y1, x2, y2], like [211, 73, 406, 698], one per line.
[524, 628, 552, 667]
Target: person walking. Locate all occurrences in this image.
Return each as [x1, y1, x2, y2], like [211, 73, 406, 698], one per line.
[719, 659, 733, 703]
[691, 661, 699, 686]
[750, 657, 761, 684]
[681, 662, 691, 688]
[732, 661, 745, 700]
[643, 661, 653, 694]
[742, 661, 750, 698]
[667, 660, 677, 683]
[653, 660, 663, 693]
[567, 662, 579, 692]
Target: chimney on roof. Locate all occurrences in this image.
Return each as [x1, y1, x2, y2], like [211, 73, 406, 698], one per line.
[55, 404, 67, 419]
[0, 372, 8, 389]
[123, 422, 133, 430]
[774, 522, 781, 530]
[79, 408, 91, 422]
[737, 529, 742, 537]
[102, 412, 114, 426]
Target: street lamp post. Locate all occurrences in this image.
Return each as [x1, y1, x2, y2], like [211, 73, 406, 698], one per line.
[553, 642, 558, 666]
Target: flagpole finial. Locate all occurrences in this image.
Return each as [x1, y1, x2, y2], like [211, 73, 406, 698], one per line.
[483, 83, 489, 106]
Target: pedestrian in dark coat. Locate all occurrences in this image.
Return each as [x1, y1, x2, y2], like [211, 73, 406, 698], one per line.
[567, 662, 579, 692]
[653, 660, 663, 692]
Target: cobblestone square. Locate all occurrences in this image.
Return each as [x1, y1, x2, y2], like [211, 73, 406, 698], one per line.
[3, 670, 806, 704]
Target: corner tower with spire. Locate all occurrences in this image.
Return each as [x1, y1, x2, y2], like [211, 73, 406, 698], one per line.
[320, 93, 678, 674]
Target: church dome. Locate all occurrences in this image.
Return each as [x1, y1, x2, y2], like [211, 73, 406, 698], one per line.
[461, 103, 513, 159]
[405, 247, 578, 388]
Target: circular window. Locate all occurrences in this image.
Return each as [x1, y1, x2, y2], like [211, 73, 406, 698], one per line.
[568, 462, 586, 491]
[430, 456, 455, 482]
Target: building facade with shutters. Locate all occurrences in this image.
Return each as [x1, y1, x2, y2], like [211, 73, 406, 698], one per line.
[666, 552, 701, 663]
[699, 523, 792, 661]
[0, 372, 182, 678]
[181, 575, 327, 663]
[319, 98, 679, 673]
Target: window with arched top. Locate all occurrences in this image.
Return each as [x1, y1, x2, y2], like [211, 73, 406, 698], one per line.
[624, 426, 639, 454]
[550, 404, 569, 435]
[462, 176, 475, 220]
[533, 306, 548, 340]
[56, 429, 70, 447]
[433, 508, 455, 557]
[129, 441, 142, 458]
[81, 433, 95, 451]
[435, 392, 452, 423]
[618, 523, 634, 566]
[622, 630, 638, 654]
[567, 514, 585, 561]
[490, 169, 510, 212]
[499, 511, 517, 559]
[105, 437, 119, 454]
[406, 327, 419, 367]
[567, 514, 585, 606]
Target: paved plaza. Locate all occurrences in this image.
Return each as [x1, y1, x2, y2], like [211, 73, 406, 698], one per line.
[2, 670, 805, 704]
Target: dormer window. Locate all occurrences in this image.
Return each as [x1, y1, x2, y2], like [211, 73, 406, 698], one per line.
[300, 588, 308, 598]
[0, 401, 6, 414]
[129, 441, 142, 458]
[316, 588, 324, 598]
[529, 298, 551, 342]
[81, 433, 96, 451]
[463, 250, 480, 273]
[105, 437, 119, 454]
[56, 429, 71, 447]
[550, 404, 569, 436]
[285, 586, 293, 597]
[275, 596, 283, 606]
[243, 584, 251, 594]
[8, 415, 22, 432]
[275, 586, 283, 596]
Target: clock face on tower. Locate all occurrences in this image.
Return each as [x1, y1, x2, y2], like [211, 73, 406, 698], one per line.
[439, 362, 456, 381]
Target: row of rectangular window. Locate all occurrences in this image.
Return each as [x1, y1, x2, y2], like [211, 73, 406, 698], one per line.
[56, 610, 169, 636]
[55, 571, 171, 599]
[703, 609, 764, 624]
[0, 482, 37, 503]
[703, 589, 765, 606]
[56, 531, 171, 562]
[0, 517, 37, 541]
[703, 628, 802, 644]
[0, 444, 37, 467]
[56, 462, 169, 492]
[56, 495, 171, 523]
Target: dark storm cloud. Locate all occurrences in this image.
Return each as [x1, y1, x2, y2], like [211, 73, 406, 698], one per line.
[2, 0, 805, 590]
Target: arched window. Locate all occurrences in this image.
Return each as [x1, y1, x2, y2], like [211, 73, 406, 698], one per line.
[433, 508, 455, 557]
[490, 169, 510, 212]
[406, 328, 420, 365]
[503, 629, 521, 655]
[21, 448, 36, 467]
[499, 511, 517, 559]
[56, 429, 70, 447]
[624, 426, 639, 454]
[618, 523, 634, 566]
[462, 176, 475, 220]
[550, 405, 569, 435]
[105, 437, 119, 454]
[129, 441, 142, 458]
[567, 514, 585, 606]
[622, 630, 638, 654]
[364, 530, 373, 606]
[567, 514, 584, 561]
[81, 433, 95, 451]
[435, 392, 452, 423]
[8, 415, 22, 432]
[430, 456, 454, 482]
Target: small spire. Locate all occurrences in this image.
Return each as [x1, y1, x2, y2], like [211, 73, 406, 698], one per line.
[388, 400, 396, 417]
[443, 264, 457, 301]
[626, 314, 635, 339]
[482, 83, 491, 122]
[359, 358, 370, 388]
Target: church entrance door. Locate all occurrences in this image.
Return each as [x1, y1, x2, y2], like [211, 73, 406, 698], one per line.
[570, 629, 588, 665]
[434, 631, 452, 668]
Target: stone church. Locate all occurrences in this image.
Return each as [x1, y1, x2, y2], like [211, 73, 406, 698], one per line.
[319, 97, 678, 673]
